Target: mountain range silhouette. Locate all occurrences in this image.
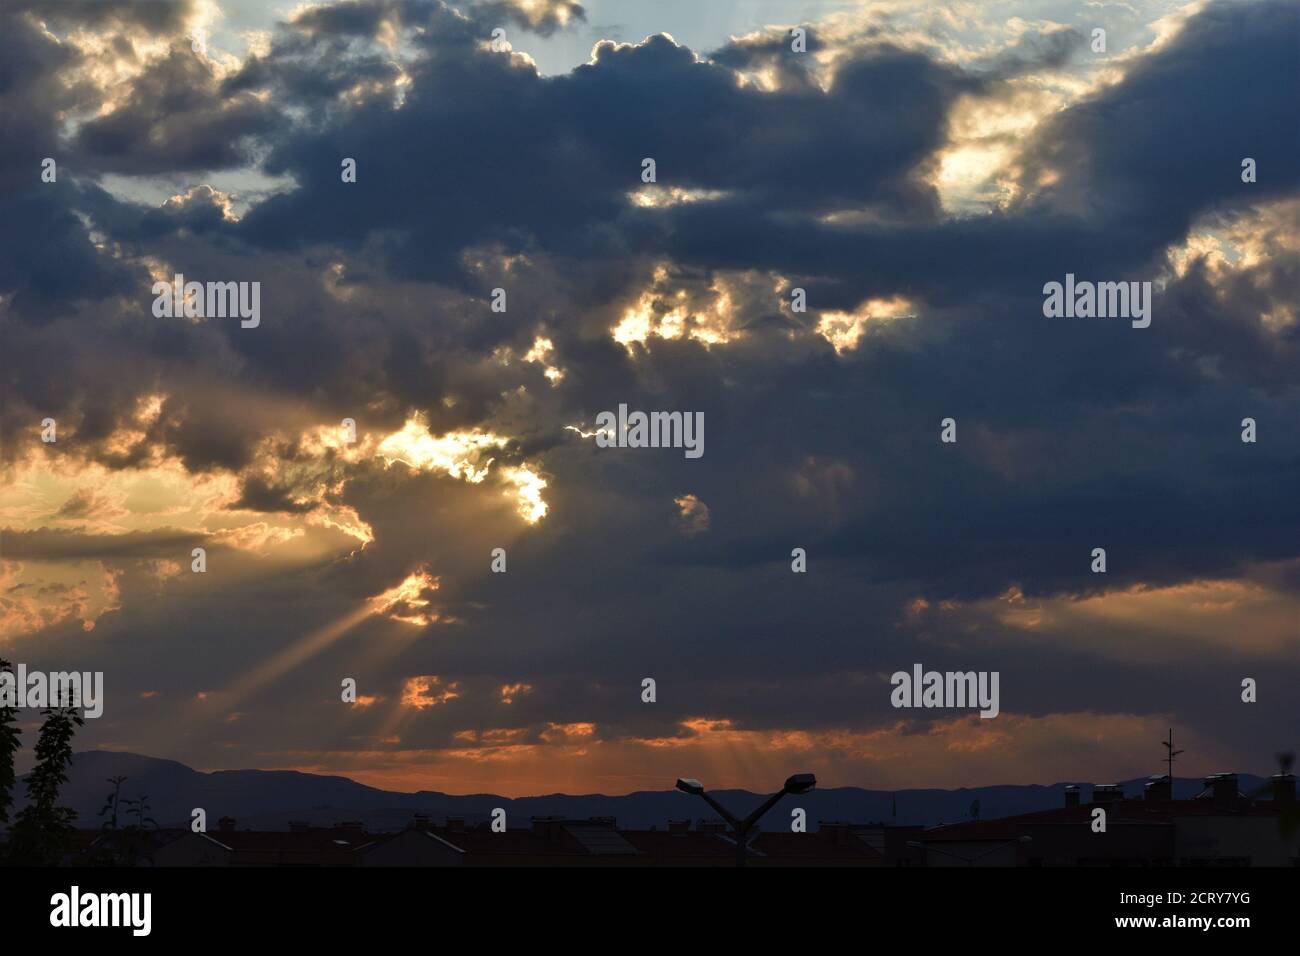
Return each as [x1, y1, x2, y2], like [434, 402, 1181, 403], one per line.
[14, 751, 1269, 832]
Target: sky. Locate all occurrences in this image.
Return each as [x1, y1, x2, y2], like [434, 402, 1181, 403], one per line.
[0, 0, 1297, 797]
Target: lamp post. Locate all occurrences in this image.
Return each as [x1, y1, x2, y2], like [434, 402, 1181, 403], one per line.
[907, 835, 1031, 866]
[675, 773, 816, 867]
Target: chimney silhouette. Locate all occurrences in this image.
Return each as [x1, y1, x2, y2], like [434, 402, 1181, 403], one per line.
[1144, 774, 1172, 801]
[1202, 773, 1240, 807]
[1092, 784, 1124, 804]
[531, 816, 565, 841]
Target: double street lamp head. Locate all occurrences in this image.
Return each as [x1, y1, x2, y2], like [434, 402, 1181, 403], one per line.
[674, 773, 815, 796]
[674, 773, 816, 866]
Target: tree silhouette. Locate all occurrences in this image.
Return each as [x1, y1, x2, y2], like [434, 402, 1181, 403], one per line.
[99, 775, 128, 831]
[1256, 752, 1298, 840]
[122, 793, 158, 831]
[1277, 753, 1298, 840]
[0, 659, 20, 828]
[6, 707, 85, 866]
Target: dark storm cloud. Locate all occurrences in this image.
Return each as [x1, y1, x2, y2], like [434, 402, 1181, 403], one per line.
[0, 9, 139, 318]
[231, 10, 972, 281]
[661, 0, 1298, 315]
[967, 24, 1085, 79]
[231, 475, 319, 514]
[73, 44, 281, 174]
[2, 528, 208, 561]
[468, 0, 585, 37]
[8, 0, 199, 32]
[1019, 0, 1300, 243]
[5, 0, 1296, 561]
[0, 193, 140, 318]
[1, 0, 1296, 781]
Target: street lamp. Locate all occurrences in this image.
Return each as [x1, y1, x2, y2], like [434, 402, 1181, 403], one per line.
[674, 773, 817, 867]
[784, 773, 816, 795]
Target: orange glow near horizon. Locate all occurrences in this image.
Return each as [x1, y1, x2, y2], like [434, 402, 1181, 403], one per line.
[261, 710, 1220, 798]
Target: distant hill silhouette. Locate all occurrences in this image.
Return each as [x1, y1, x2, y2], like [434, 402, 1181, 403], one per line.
[19, 751, 1268, 832]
